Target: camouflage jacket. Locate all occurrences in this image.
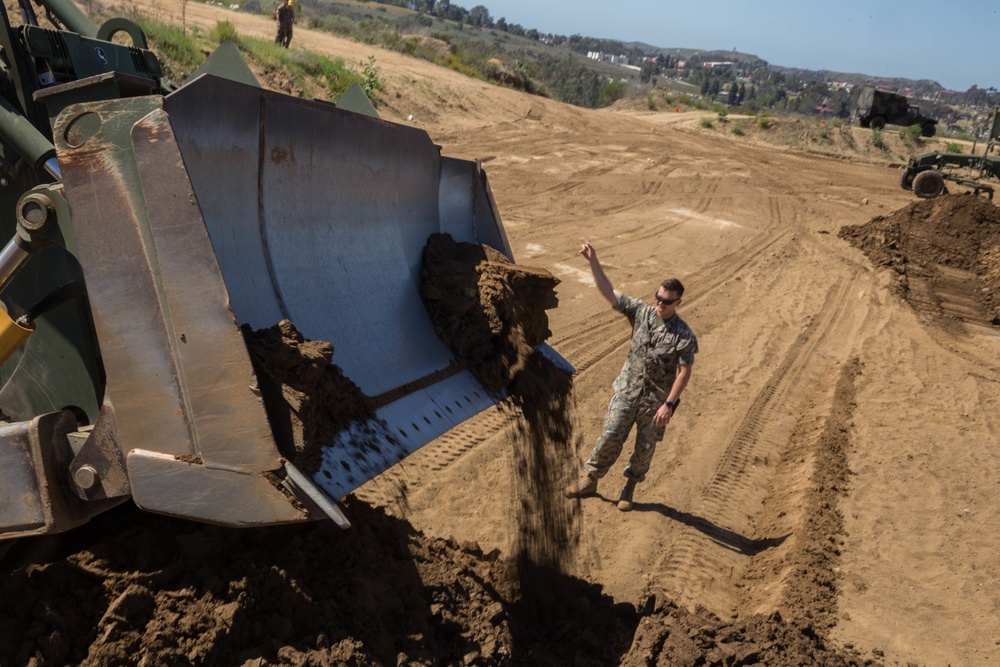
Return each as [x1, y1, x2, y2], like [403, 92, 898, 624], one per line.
[611, 294, 698, 404]
[275, 5, 294, 24]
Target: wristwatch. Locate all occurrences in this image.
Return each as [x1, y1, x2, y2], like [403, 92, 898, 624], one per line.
[666, 399, 680, 412]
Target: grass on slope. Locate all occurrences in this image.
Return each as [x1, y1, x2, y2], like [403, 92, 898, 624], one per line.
[134, 16, 376, 102]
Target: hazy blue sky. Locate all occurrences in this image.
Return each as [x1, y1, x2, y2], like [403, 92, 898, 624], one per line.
[480, 0, 998, 91]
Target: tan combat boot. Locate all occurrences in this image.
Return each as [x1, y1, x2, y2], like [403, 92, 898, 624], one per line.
[617, 479, 637, 511]
[565, 473, 598, 498]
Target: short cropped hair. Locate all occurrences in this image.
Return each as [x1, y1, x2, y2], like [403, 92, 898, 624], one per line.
[660, 278, 685, 297]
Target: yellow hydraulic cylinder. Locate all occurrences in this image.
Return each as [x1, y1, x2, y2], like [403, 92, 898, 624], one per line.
[0, 308, 34, 366]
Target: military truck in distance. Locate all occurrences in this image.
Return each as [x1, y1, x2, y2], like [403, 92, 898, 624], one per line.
[856, 87, 937, 137]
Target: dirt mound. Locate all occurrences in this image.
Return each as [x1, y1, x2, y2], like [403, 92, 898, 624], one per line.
[242, 320, 393, 474]
[0, 501, 638, 667]
[0, 501, 877, 667]
[839, 193, 1000, 326]
[623, 601, 874, 667]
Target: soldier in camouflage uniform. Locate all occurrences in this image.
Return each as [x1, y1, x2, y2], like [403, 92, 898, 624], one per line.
[566, 239, 698, 511]
[274, 0, 294, 48]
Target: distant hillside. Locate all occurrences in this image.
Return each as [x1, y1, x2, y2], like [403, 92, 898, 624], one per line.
[628, 46, 947, 96]
[774, 67, 944, 95]
[256, 0, 994, 112]
[622, 44, 703, 61]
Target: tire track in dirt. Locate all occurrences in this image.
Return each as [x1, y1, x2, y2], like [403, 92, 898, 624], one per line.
[649, 273, 858, 614]
[694, 181, 720, 214]
[641, 179, 664, 196]
[768, 195, 783, 226]
[941, 334, 1000, 379]
[542, 179, 586, 196]
[737, 355, 861, 631]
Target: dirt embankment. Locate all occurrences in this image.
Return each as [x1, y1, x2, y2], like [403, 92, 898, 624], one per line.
[0, 501, 874, 667]
[839, 193, 1000, 326]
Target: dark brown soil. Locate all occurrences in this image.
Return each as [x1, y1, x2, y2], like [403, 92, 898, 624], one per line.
[0, 501, 636, 667]
[623, 601, 874, 667]
[420, 233, 559, 395]
[839, 193, 1000, 326]
[242, 320, 386, 473]
[0, 502, 876, 667]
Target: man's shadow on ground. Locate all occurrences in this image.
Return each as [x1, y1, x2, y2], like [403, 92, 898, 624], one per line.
[594, 495, 789, 556]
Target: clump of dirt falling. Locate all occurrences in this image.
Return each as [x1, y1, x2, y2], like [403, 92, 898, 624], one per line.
[839, 193, 1000, 326]
[420, 232, 581, 611]
[421, 233, 559, 394]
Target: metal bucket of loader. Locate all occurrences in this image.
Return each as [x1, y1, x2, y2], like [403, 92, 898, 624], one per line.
[47, 74, 567, 530]
[161, 76, 552, 500]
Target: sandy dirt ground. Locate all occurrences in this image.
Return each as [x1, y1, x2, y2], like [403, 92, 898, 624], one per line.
[5, 2, 1000, 665]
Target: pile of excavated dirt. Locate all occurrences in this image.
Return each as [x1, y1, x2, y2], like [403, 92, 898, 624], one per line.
[623, 602, 874, 667]
[839, 193, 1000, 326]
[242, 320, 388, 474]
[0, 501, 637, 667]
[0, 502, 877, 667]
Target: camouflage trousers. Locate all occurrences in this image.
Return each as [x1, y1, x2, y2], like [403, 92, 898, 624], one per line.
[584, 392, 666, 483]
[275, 23, 293, 47]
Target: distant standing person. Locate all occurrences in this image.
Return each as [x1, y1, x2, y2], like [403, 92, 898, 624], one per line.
[566, 239, 698, 511]
[274, 0, 294, 48]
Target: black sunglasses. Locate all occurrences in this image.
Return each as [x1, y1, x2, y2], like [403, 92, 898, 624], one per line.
[655, 295, 680, 305]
